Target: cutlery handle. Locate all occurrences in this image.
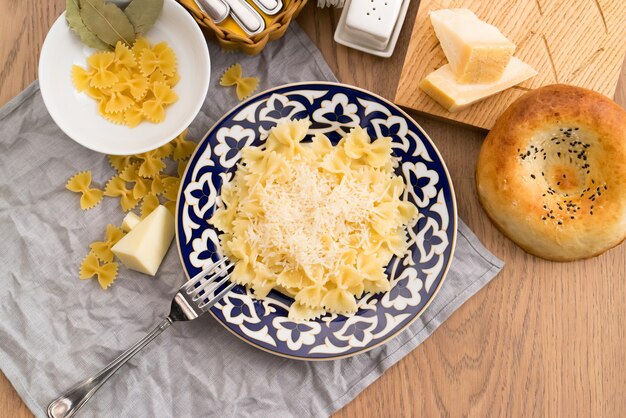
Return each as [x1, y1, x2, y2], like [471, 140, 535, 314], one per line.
[195, 0, 230, 23]
[224, 0, 265, 35]
[47, 318, 173, 418]
[249, 0, 281, 15]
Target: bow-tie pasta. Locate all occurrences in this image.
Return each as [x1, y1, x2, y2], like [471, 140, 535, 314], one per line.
[220, 63, 259, 100]
[70, 132, 199, 290]
[66, 171, 103, 210]
[80, 253, 119, 290]
[210, 119, 419, 321]
[71, 38, 179, 127]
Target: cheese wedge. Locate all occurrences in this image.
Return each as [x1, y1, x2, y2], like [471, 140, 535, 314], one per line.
[121, 212, 141, 232]
[112, 205, 175, 276]
[430, 8, 516, 83]
[419, 57, 537, 112]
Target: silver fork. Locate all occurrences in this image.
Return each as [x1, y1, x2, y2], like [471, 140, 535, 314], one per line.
[47, 258, 236, 418]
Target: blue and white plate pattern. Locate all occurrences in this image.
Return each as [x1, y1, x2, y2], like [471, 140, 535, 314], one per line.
[176, 83, 457, 360]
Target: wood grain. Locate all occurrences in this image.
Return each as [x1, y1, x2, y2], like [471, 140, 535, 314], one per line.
[1, 2, 626, 417]
[395, 0, 626, 129]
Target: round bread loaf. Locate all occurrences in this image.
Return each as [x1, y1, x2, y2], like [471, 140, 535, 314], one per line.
[476, 84, 626, 261]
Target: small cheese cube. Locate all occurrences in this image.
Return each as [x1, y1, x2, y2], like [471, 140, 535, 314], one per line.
[112, 205, 174, 276]
[430, 8, 516, 83]
[121, 212, 141, 232]
[419, 57, 537, 112]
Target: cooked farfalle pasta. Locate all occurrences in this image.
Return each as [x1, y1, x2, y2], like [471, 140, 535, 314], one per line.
[210, 119, 419, 320]
[220, 63, 259, 100]
[71, 38, 179, 127]
[80, 252, 119, 289]
[90, 224, 126, 263]
[66, 171, 104, 210]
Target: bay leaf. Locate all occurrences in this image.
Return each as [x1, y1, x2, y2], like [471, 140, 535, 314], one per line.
[124, 0, 164, 36]
[65, 0, 112, 50]
[79, 0, 136, 47]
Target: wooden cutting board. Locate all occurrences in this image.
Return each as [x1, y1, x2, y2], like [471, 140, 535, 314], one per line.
[395, 0, 626, 130]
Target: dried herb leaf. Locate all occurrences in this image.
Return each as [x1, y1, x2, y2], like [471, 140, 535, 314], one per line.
[79, 0, 136, 47]
[66, 0, 112, 50]
[124, 0, 164, 36]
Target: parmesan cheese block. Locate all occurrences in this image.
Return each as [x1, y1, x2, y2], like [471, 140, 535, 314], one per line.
[121, 212, 141, 232]
[430, 8, 516, 83]
[112, 205, 174, 276]
[419, 57, 537, 112]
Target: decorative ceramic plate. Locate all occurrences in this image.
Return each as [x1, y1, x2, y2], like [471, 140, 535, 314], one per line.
[176, 82, 457, 360]
[38, 0, 210, 155]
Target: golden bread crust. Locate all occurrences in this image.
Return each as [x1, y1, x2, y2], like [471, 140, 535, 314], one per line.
[476, 84, 626, 261]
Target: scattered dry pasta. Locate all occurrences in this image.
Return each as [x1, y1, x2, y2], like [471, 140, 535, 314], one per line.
[71, 39, 179, 127]
[177, 159, 188, 177]
[220, 63, 259, 100]
[136, 149, 167, 178]
[90, 224, 126, 263]
[210, 119, 419, 321]
[119, 162, 152, 199]
[161, 176, 180, 202]
[155, 141, 174, 159]
[80, 252, 119, 289]
[70, 131, 198, 289]
[104, 176, 140, 211]
[150, 173, 165, 195]
[108, 155, 136, 172]
[140, 193, 160, 218]
[66, 171, 103, 210]
[172, 130, 196, 160]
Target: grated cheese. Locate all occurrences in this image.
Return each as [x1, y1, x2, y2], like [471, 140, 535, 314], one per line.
[239, 155, 385, 272]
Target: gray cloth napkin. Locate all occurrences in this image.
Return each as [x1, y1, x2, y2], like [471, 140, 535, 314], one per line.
[0, 23, 503, 418]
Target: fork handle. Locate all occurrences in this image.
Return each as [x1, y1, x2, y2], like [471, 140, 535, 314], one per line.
[47, 318, 173, 418]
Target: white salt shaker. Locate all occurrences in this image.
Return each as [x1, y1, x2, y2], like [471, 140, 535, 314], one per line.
[334, 0, 410, 58]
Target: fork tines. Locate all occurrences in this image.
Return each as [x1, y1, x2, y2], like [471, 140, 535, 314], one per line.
[184, 258, 235, 308]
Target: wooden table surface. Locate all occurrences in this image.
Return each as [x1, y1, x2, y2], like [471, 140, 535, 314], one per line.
[1, 2, 625, 417]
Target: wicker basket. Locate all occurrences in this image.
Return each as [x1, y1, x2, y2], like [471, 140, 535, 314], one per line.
[177, 0, 308, 55]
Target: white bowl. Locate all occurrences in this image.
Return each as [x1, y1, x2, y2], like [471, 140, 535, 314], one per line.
[39, 0, 210, 155]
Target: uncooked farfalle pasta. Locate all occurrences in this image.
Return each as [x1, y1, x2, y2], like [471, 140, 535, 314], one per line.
[66, 171, 103, 210]
[90, 224, 126, 263]
[80, 253, 119, 290]
[71, 38, 179, 127]
[67, 130, 199, 290]
[219, 63, 259, 100]
[210, 119, 419, 321]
